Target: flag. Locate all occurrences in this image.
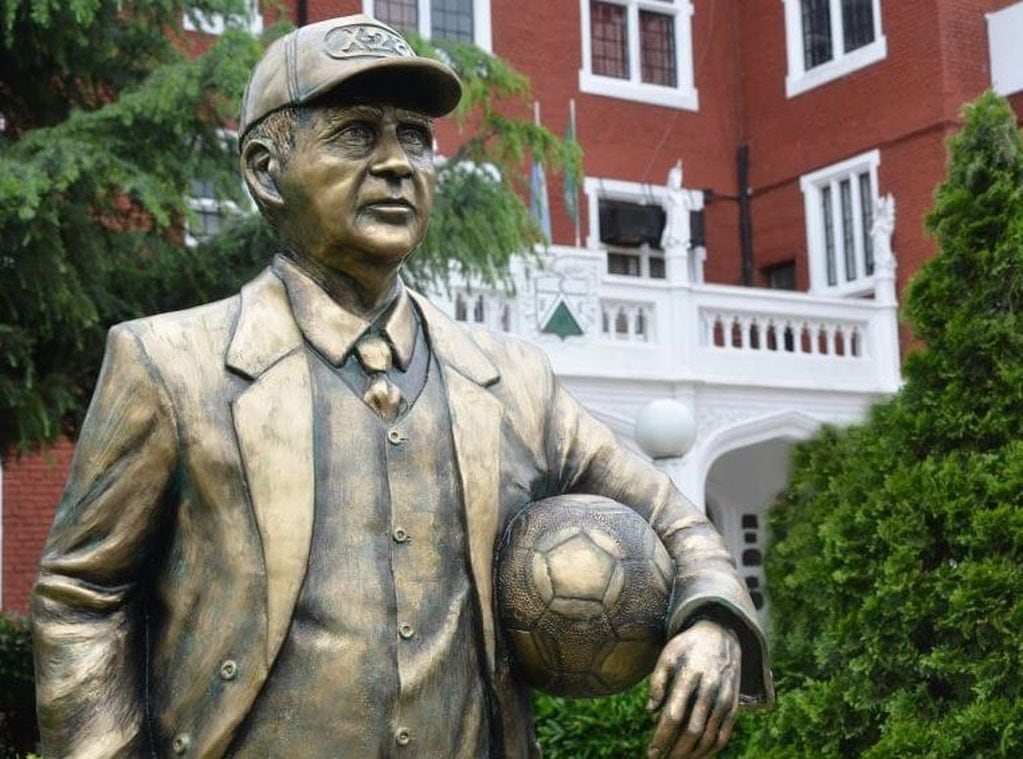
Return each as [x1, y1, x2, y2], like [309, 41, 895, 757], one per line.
[563, 99, 579, 226]
[530, 156, 552, 242]
[530, 101, 552, 241]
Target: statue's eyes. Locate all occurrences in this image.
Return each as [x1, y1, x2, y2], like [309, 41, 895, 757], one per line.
[337, 122, 376, 148]
[398, 124, 432, 154]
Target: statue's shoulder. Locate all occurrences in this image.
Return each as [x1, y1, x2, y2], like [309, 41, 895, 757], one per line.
[456, 321, 553, 379]
[116, 291, 242, 368]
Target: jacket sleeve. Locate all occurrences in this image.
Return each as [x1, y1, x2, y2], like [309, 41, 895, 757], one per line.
[32, 324, 180, 757]
[542, 365, 774, 705]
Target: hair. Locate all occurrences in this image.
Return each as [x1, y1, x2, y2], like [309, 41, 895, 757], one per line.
[239, 106, 303, 225]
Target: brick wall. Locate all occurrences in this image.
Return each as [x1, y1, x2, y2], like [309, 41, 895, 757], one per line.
[2, 440, 73, 613]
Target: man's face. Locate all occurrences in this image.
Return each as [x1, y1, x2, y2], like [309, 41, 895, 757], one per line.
[275, 101, 436, 279]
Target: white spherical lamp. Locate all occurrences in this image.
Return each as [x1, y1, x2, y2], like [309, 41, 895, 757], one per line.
[634, 399, 696, 460]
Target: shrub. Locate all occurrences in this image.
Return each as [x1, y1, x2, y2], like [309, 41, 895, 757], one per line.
[0, 612, 37, 757]
[735, 92, 1023, 758]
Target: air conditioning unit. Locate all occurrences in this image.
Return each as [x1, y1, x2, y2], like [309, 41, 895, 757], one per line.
[599, 200, 666, 248]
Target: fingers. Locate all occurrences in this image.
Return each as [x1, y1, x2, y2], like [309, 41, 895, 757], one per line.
[691, 679, 735, 758]
[714, 700, 739, 755]
[647, 670, 699, 758]
[647, 640, 683, 713]
[667, 684, 713, 758]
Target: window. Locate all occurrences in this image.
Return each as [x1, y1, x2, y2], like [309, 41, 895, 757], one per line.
[598, 197, 666, 279]
[186, 179, 226, 245]
[579, 0, 698, 110]
[183, 0, 262, 35]
[584, 176, 704, 280]
[185, 131, 249, 247]
[987, 3, 1023, 97]
[364, 0, 492, 51]
[764, 261, 797, 290]
[782, 0, 886, 97]
[800, 149, 880, 296]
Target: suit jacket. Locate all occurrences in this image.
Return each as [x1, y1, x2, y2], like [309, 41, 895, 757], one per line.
[32, 268, 772, 758]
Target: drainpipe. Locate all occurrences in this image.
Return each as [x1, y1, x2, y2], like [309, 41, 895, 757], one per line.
[297, 0, 308, 26]
[737, 144, 755, 287]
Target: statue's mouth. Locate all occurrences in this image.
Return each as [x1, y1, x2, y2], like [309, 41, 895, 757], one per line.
[364, 198, 415, 218]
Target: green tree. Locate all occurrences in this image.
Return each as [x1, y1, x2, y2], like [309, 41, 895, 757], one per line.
[0, 0, 265, 453]
[730, 92, 1023, 758]
[0, 2, 579, 453]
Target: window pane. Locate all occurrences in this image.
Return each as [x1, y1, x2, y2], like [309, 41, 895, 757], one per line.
[801, 0, 833, 69]
[859, 172, 875, 275]
[822, 186, 837, 286]
[431, 0, 473, 43]
[639, 11, 676, 86]
[649, 256, 666, 279]
[840, 178, 857, 281]
[841, 0, 875, 52]
[190, 178, 215, 198]
[608, 252, 641, 276]
[591, 1, 629, 79]
[765, 261, 797, 290]
[374, 0, 418, 32]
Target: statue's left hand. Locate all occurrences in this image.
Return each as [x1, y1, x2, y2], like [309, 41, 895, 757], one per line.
[645, 619, 742, 758]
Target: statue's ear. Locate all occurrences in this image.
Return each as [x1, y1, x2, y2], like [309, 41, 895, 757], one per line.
[241, 137, 284, 214]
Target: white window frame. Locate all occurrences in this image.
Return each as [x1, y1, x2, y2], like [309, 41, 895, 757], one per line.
[578, 0, 698, 110]
[781, 0, 886, 98]
[185, 130, 251, 247]
[584, 177, 670, 280]
[183, 0, 263, 35]
[800, 149, 880, 297]
[363, 0, 492, 52]
[987, 3, 1023, 97]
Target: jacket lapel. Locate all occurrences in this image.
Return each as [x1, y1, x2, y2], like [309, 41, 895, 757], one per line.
[411, 293, 503, 673]
[227, 269, 315, 666]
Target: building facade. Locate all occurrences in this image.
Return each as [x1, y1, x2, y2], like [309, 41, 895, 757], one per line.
[4, 0, 1023, 614]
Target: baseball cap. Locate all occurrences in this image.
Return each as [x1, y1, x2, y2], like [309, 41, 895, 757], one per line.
[239, 14, 462, 139]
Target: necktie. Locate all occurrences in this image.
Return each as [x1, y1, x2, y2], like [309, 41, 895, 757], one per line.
[354, 334, 403, 421]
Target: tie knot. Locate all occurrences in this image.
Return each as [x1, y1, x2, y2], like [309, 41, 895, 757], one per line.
[355, 333, 393, 374]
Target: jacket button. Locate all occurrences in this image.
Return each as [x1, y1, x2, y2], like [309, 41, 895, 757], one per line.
[393, 527, 409, 543]
[398, 623, 415, 639]
[387, 428, 405, 444]
[395, 727, 412, 746]
[171, 733, 191, 754]
[219, 659, 238, 681]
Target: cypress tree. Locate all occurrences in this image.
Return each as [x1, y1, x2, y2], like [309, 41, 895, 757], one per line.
[734, 92, 1023, 758]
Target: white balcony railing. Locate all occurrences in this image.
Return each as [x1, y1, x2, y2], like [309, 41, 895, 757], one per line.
[434, 243, 901, 396]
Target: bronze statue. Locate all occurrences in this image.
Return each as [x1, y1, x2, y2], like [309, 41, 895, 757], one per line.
[31, 14, 772, 758]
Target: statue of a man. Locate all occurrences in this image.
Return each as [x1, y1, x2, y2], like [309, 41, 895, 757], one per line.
[32, 15, 771, 758]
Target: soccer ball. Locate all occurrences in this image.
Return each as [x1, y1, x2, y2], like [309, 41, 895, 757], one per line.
[496, 494, 674, 698]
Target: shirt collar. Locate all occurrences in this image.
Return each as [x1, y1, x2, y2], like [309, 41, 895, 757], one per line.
[272, 254, 416, 369]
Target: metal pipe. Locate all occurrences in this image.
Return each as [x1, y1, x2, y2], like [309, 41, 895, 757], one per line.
[737, 144, 755, 287]
[297, 0, 308, 26]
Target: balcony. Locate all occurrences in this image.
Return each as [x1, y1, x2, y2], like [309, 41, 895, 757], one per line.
[439, 245, 900, 397]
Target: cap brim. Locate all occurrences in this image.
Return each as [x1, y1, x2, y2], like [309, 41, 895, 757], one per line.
[300, 56, 463, 118]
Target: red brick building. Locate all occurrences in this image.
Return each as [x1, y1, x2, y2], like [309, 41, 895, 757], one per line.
[4, 0, 1023, 612]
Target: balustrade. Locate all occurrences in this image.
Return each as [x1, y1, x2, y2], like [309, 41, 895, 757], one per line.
[600, 300, 655, 343]
[702, 311, 865, 358]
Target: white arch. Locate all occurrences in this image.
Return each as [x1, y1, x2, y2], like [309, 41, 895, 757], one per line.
[687, 409, 824, 508]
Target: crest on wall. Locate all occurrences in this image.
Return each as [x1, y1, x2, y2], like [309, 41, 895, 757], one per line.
[522, 255, 601, 340]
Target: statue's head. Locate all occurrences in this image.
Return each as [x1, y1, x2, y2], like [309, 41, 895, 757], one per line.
[238, 15, 461, 280]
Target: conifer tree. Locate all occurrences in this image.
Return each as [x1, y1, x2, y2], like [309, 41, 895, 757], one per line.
[731, 92, 1023, 758]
